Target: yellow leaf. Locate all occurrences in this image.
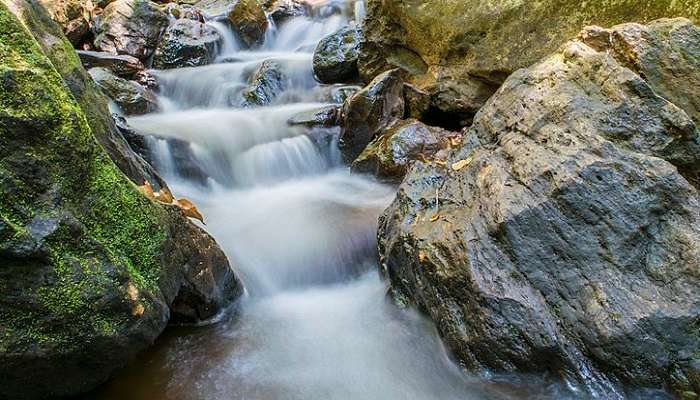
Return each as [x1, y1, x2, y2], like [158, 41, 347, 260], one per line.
[155, 186, 174, 204]
[430, 214, 440, 222]
[176, 198, 205, 224]
[451, 157, 473, 171]
[418, 250, 427, 262]
[137, 181, 155, 200]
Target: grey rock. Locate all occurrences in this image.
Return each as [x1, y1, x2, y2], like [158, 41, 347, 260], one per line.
[287, 105, 340, 127]
[313, 25, 362, 84]
[89, 67, 158, 115]
[339, 69, 404, 163]
[352, 119, 457, 182]
[265, 0, 307, 24]
[77, 50, 145, 78]
[153, 19, 221, 69]
[241, 60, 287, 107]
[378, 19, 700, 398]
[93, 0, 169, 61]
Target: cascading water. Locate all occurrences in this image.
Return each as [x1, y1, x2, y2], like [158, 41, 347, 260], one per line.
[90, 2, 577, 399]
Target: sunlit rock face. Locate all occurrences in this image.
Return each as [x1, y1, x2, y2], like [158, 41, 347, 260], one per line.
[359, 0, 700, 126]
[378, 19, 700, 398]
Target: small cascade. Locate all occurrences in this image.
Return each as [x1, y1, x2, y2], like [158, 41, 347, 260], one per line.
[94, 1, 577, 399]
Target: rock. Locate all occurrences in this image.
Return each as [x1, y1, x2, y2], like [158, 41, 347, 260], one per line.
[227, 0, 268, 48]
[165, 2, 205, 21]
[313, 25, 362, 84]
[287, 105, 340, 128]
[38, 0, 92, 46]
[89, 67, 159, 115]
[264, 0, 307, 24]
[339, 69, 404, 163]
[14, 0, 164, 192]
[153, 19, 221, 69]
[77, 50, 144, 79]
[241, 60, 287, 107]
[0, 2, 243, 399]
[352, 119, 456, 182]
[360, 0, 700, 127]
[378, 19, 700, 398]
[93, 0, 169, 61]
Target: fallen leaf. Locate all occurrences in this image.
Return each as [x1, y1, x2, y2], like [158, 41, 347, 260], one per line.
[176, 198, 205, 224]
[449, 136, 463, 147]
[451, 157, 473, 171]
[430, 214, 440, 222]
[418, 250, 427, 262]
[155, 186, 174, 204]
[137, 181, 155, 200]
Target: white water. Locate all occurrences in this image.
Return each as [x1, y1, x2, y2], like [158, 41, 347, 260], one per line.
[93, 2, 576, 399]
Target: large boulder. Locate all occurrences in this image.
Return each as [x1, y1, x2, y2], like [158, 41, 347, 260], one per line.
[378, 19, 700, 398]
[153, 19, 221, 69]
[312, 25, 362, 84]
[11, 0, 164, 191]
[339, 69, 404, 163]
[227, 0, 268, 48]
[93, 0, 169, 61]
[0, 2, 243, 399]
[263, 0, 307, 24]
[89, 67, 159, 115]
[241, 60, 287, 107]
[360, 0, 700, 127]
[352, 119, 457, 182]
[77, 50, 144, 78]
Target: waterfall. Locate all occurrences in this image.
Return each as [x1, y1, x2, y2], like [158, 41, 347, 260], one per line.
[95, 1, 576, 399]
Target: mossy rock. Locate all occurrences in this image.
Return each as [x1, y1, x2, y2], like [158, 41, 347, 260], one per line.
[0, 1, 242, 398]
[360, 0, 700, 124]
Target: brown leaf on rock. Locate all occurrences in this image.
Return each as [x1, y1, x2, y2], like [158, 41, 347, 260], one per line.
[176, 198, 205, 224]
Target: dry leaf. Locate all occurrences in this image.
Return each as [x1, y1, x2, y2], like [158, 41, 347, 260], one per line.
[137, 181, 155, 200]
[451, 157, 473, 171]
[176, 198, 206, 224]
[155, 186, 174, 204]
[449, 136, 463, 147]
[430, 214, 440, 222]
[418, 250, 427, 262]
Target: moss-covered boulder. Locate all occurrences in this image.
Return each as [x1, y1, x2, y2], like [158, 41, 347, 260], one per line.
[360, 0, 700, 126]
[227, 0, 268, 48]
[0, 1, 243, 398]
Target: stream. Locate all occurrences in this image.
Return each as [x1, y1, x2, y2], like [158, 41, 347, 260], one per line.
[87, 1, 575, 399]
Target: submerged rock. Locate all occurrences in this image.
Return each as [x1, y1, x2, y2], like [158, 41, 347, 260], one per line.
[89, 67, 158, 115]
[241, 60, 287, 107]
[360, 0, 700, 127]
[339, 69, 404, 163]
[0, 3, 243, 399]
[78, 50, 144, 78]
[153, 19, 221, 69]
[93, 0, 169, 61]
[313, 25, 362, 84]
[227, 0, 268, 48]
[378, 19, 700, 398]
[352, 119, 456, 182]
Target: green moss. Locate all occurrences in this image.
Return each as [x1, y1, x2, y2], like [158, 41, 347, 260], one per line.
[0, 2, 168, 352]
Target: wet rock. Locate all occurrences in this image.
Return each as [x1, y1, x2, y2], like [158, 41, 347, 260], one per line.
[352, 119, 456, 182]
[360, 0, 700, 127]
[38, 0, 92, 46]
[313, 25, 362, 84]
[153, 19, 221, 69]
[93, 0, 169, 61]
[241, 60, 287, 107]
[0, 3, 243, 399]
[77, 50, 145, 79]
[89, 67, 159, 115]
[227, 0, 268, 48]
[339, 69, 404, 163]
[378, 19, 700, 398]
[264, 0, 307, 24]
[287, 105, 340, 128]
